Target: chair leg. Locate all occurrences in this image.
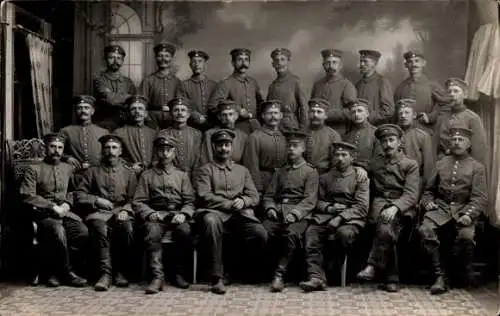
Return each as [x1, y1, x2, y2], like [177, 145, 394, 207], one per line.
[192, 249, 197, 285]
[341, 255, 348, 287]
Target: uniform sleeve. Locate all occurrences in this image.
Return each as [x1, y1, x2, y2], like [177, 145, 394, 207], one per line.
[20, 166, 55, 211]
[370, 77, 395, 125]
[198, 131, 213, 167]
[462, 163, 488, 220]
[180, 172, 195, 218]
[242, 134, 263, 191]
[342, 80, 358, 106]
[121, 169, 138, 215]
[420, 131, 436, 186]
[194, 166, 233, 212]
[241, 168, 260, 208]
[420, 165, 439, 209]
[316, 176, 331, 213]
[207, 80, 229, 114]
[74, 168, 99, 210]
[139, 77, 151, 102]
[428, 81, 449, 124]
[339, 176, 370, 222]
[470, 115, 489, 169]
[94, 76, 130, 107]
[295, 79, 309, 128]
[392, 160, 421, 214]
[262, 170, 279, 211]
[254, 80, 264, 117]
[132, 173, 156, 221]
[326, 81, 356, 125]
[290, 169, 319, 220]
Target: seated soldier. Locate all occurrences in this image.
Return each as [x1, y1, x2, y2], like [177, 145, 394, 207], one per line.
[301, 141, 369, 292]
[418, 126, 487, 294]
[133, 134, 195, 294]
[357, 124, 420, 292]
[19, 133, 88, 287]
[195, 129, 268, 295]
[75, 135, 137, 291]
[262, 128, 319, 292]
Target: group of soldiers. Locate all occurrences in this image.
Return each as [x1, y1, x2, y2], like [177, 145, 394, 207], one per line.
[19, 42, 489, 297]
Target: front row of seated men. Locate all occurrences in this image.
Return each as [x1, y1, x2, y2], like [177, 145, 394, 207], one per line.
[19, 121, 487, 296]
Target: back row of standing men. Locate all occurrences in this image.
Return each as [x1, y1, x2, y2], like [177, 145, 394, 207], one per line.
[20, 42, 489, 296]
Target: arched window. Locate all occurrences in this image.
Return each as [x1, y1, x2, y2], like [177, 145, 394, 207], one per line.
[109, 3, 144, 86]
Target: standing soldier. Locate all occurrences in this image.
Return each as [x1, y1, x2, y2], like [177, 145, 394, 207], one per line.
[208, 48, 263, 134]
[300, 141, 369, 292]
[356, 50, 394, 125]
[60, 95, 108, 170]
[437, 78, 488, 168]
[195, 129, 268, 295]
[304, 98, 341, 175]
[140, 42, 182, 129]
[267, 48, 308, 130]
[356, 124, 420, 292]
[159, 98, 202, 176]
[113, 95, 157, 174]
[397, 98, 435, 186]
[20, 133, 88, 287]
[243, 100, 287, 195]
[418, 126, 487, 294]
[394, 51, 449, 140]
[263, 128, 319, 292]
[311, 49, 357, 135]
[199, 100, 248, 165]
[93, 44, 137, 131]
[343, 99, 381, 171]
[75, 135, 137, 291]
[133, 134, 195, 294]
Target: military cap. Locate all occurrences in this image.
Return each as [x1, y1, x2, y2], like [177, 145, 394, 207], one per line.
[154, 42, 176, 56]
[397, 98, 417, 108]
[308, 98, 330, 110]
[331, 141, 357, 152]
[403, 50, 425, 60]
[167, 97, 190, 110]
[359, 49, 382, 61]
[448, 125, 473, 139]
[321, 49, 343, 59]
[188, 50, 209, 60]
[98, 134, 124, 145]
[73, 94, 96, 106]
[348, 98, 370, 109]
[260, 99, 282, 112]
[125, 95, 149, 107]
[283, 128, 309, 142]
[217, 100, 239, 113]
[104, 44, 126, 57]
[375, 124, 403, 139]
[154, 134, 178, 148]
[445, 77, 468, 91]
[271, 48, 292, 59]
[230, 48, 251, 58]
[43, 132, 66, 144]
[211, 129, 236, 143]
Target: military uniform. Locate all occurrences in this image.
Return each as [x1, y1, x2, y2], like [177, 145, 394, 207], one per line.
[113, 124, 157, 168]
[195, 130, 267, 290]
[93, 45, 137, 131]
[200, 127, 248, 165]
[19, 134, 88, 285]
[401, 126, 435, 186]
[363, 125, 420, 286]
[343, 121, 380, 171]
[418, 127, 487, 291]
[305, 124, 341, 174]
[310, 50, 357, 134]
[303, 142, 369, 285]
[159, 126, 201, 176]
[133, 135, 195, 291]
[75, 136, 137, 287]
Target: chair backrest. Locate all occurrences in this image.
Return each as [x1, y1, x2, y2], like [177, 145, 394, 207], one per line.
[5, 138, 45, 183]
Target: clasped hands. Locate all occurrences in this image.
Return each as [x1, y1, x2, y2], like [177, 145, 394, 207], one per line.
[379, 205, 399, 222]
[148, 211, 186, 224]
[96, 197, 129, 221]
[266, 208, 296, 224]
[424, 200, 472, 226]
[51, 202, 71, 218]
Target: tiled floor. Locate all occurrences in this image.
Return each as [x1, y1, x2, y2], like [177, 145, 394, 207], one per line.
[0, 282, 497, 316]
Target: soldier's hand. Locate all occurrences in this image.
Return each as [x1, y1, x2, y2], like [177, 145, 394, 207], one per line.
[266, 209, 278, 221]
[82, 162, 91, 169]
[51, 205, 64, 218]
[328, 216, 342, 230]
[354, 167, 368, 182]
[239, 108, 250, 119]
[162, 105, 170, 112]
[284, 213, 297, 224]
[232, 198, 245, 210]
[132, 162, 144, 172]
[457, 214, 472, 226]
[171, 213, 186, 224]
[96, 198, 114, 210]
[381, 206, 399, 222]
[424, 201, 438, 211]
[148, 212, 161, 222]
[117, 210, 130, 221]
[418, 113, 430, 124]
[333, 203, 347, 210]
[198, 115, 207, 124]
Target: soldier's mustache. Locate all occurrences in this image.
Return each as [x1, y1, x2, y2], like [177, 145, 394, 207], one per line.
[239, 65, 249, 69]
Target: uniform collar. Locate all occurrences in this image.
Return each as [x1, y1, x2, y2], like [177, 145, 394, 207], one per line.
[331, 165, 355, 177]
[408, 73, 429, 83]
[154, 70, 174, 79]
[190, 74, 206, 83]
[103, 71, 124, 82]
[276, 70, 292, 80]
[287, 159, 306, 169]
[451, 103, 467, 113]
[101, 159, 120, 171]
[261, 126, 282, 136]
[154, 163, 176, 175]
[325, 72, 344, 82]
[213, 159, 234, 170]
[231, 72, 249, 82]
[79, 120, 92, 126]
[384, 152, 404, 164]
[350, 120, 370, 130]
[361, 71, 379, 82]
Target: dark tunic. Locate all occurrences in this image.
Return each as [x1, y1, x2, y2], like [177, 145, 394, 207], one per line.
[179, 75, 217, 123]
[113, 124, 158, 166]
[355, 72, 395, 125]
[342, 121, 381, 171]
[199, 127, 248, 166]
[160, 126, 202, 175]
[140, 71, 182, 111]
[401, 126, 435, 185]
[305, 125, 341, 174]
[60, 123, 108, 167]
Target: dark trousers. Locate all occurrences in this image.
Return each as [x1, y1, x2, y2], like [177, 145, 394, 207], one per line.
[263, 219, 308, 276]
[37, 217, 88, 279]
[143, 220, 192, 280]
[304, 223, 360, 281]
[199, 212, 268, 281]
[418, 218, 475, 278]
[86, 218, 134, 277]
[367, 215, 403, 282]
